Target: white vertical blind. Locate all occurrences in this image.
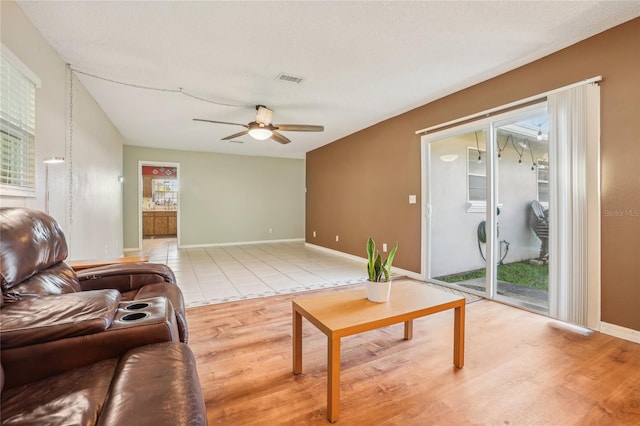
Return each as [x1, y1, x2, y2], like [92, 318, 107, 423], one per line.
[0, 49, 37, 196]
[547, 83, 600, 326]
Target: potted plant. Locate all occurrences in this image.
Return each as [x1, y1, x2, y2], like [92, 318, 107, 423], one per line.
[366, 237, 398, 302]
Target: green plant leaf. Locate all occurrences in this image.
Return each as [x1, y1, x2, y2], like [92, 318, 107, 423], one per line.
[373, 252, 382, 282]
[366, 237, 376, 281]
[366, 238, 399, 282]
[381, 243, 398, 280]
[383, 242, 398, 270]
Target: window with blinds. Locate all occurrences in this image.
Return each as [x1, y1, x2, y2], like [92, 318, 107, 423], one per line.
[1, 48, 38, 197]
[467, 146, 486, 203]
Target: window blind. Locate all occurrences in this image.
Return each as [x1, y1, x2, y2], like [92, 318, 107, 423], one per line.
[0, 50, 37, 196]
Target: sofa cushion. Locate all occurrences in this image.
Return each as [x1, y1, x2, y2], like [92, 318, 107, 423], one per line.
[0, 358, 118, 425]
[5, 262, 81, 298]
[0, 208, 68, 291]
[97, 343, 207, 426]
[0, 289, 120, 348]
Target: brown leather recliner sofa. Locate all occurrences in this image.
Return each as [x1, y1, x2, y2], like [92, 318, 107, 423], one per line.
[0, 208, 207, 425]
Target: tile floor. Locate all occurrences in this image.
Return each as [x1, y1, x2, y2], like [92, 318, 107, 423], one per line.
[126, 239, 368, 307]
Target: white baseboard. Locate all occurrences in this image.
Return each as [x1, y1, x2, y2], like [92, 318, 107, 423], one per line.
[599, 321, 640, 343]
[179, 238, 304, 249]
[124, 247, 139, 252]
[304, 242, 425, 281]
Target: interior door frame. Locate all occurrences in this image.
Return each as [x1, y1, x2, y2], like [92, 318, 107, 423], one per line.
[137, 160, 181, 250]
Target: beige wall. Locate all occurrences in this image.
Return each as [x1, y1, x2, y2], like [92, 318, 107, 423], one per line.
[1, 1, 124, 259]
[307, 18, 640, 332]
[123, 146, 305, 249]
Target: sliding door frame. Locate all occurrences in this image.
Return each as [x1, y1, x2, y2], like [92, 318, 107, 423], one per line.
[421, 95, 601, 327]
[421, 103, 549, 306]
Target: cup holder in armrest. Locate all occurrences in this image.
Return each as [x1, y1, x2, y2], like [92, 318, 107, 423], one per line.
[121, 312, 148, 321]
[110, 297, 170, 330]
[125, 302, 150, 311]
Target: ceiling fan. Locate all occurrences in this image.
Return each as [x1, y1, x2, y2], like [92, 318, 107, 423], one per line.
[193, 105, 324, 144]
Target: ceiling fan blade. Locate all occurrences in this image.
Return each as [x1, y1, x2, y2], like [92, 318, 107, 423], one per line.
[221, 130, 249, 140]
[274, 124, 324, 132]
[270, 131, 291, 144]
[193, 118, 249, 128]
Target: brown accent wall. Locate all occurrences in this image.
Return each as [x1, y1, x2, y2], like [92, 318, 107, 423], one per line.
[306, 18, 640, 331]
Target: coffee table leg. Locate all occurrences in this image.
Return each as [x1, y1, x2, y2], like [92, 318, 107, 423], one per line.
[404, 320, 414, 340]
[327, 334, 340, 422]
[453, 303, 465, 368]
[293, 307, 302, 374]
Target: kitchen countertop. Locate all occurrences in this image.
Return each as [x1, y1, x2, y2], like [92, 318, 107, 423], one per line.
[143, 208, 177, 212]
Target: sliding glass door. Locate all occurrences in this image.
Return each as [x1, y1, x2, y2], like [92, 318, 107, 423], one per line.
[426, 105, 549, 311]
[492, 112, 549, 310]
[429, 130, 487, 294]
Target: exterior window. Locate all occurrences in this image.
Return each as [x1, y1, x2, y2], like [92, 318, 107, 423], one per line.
[1, 47, 39, 197]
[467, 146, 486, 210]
[537, 160, 549, 206]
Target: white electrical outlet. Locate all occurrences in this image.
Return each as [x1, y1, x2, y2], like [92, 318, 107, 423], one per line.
[383, 243, 388, 252]
[409, 194, 417, 204]
[336, 235, 339, 242]
[313, 231, 316, 237]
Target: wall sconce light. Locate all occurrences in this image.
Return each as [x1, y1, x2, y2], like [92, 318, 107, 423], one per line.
[43, 156, 65, 164]
[43, 156, 65, 214]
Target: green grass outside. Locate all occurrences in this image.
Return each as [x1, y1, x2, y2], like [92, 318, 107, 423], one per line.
[435, 261, 549, 291]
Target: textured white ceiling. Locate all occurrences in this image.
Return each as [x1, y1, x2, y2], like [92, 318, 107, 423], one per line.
[17, 1, 640, 159]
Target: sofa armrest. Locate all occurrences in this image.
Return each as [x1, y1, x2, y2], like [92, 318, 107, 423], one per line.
[1, 297, 179, 388]
[67, 256, 149, 271]
[97, 342, 207, 426]
[76, 262, 177, 293]
[0, 290, 120, 349]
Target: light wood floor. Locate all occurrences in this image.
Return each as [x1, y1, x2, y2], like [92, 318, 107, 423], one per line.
[186, 284, 640, 425]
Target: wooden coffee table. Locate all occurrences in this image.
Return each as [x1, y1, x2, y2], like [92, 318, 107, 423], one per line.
[292, 279, 465, 423]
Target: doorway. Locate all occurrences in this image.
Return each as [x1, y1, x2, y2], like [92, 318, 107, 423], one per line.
[425, 105, 549, 312]
[138, 161, 180, 250]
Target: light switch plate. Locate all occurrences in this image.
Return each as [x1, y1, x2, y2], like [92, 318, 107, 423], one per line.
[409, 195, 417, 204]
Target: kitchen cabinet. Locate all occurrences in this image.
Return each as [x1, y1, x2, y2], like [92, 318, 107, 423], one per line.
[143, 176, 153, 198]
[155, 215, 169, 235]
[168, 214, 177, 235]
[143, 211, 177, 237]
[143, 213, 155, 237]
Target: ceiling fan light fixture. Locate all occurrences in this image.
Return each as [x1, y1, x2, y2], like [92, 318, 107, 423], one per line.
[248, 127, 273, 140]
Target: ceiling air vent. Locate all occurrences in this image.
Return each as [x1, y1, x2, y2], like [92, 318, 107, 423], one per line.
[276, 73, 304, 84]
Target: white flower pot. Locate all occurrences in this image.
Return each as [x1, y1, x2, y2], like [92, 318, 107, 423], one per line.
[366, 280, 391, 303]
